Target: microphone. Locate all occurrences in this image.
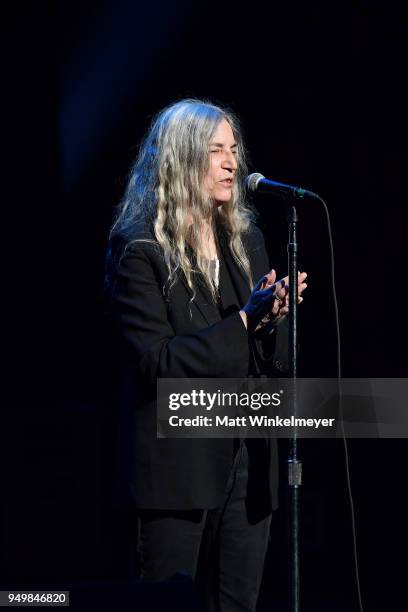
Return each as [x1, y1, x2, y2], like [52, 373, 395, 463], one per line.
[245, 172, 318, 200]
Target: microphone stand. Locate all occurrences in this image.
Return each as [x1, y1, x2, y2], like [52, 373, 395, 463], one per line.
[287, 204, 301, 612]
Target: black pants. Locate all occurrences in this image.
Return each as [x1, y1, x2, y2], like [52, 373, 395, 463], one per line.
[137, 442, 272, 612]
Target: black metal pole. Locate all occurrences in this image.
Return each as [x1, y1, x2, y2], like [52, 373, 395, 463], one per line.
[287, 205, 301, 612]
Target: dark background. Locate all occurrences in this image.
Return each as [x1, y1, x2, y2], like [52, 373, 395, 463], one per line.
[2, 1, 407, 610]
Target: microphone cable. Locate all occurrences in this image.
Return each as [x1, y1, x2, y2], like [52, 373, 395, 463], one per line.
[316, 194, 364, 612]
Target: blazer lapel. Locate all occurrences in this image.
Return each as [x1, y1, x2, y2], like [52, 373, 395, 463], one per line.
[178, 250, 221, 327]
[177, 229, 255, 326]
[192, 275, 222, 326]
[218, 230, 252, 308]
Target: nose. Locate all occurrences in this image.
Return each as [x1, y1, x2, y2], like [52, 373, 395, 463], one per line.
[222, 149, 237, 172]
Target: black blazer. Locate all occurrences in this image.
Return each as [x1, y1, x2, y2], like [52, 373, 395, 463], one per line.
[106, 221, 288, 514]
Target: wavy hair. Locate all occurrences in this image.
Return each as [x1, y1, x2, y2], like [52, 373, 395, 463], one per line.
[110, 98, 256, 301]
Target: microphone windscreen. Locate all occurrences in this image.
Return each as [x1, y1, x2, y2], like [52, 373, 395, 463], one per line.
[244, 173, 265, 192]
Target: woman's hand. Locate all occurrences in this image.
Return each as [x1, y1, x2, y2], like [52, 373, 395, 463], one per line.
[239, 269, 308, 331]
[260, 269, 307, 322]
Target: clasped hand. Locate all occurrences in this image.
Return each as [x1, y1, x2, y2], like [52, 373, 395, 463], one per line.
[241, 269, 308, 332]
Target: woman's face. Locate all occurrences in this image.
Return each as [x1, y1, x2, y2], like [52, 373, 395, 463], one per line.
[203, 119, 238, 206]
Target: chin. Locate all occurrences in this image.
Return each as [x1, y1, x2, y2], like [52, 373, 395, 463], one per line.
[214, 193, 233, 205]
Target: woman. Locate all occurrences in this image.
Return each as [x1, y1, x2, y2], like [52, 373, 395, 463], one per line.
[106, 99, 307, 611]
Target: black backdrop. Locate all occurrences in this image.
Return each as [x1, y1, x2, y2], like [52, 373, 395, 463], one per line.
[2, 1, 407, 610]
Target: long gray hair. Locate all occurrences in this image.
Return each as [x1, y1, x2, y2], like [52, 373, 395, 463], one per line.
[110, 98, 256, 301]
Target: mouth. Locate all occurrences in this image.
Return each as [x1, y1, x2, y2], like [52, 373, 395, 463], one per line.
[219, 178, 234, 187]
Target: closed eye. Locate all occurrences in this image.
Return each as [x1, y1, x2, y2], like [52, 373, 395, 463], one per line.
[209, 148, 238, 155]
